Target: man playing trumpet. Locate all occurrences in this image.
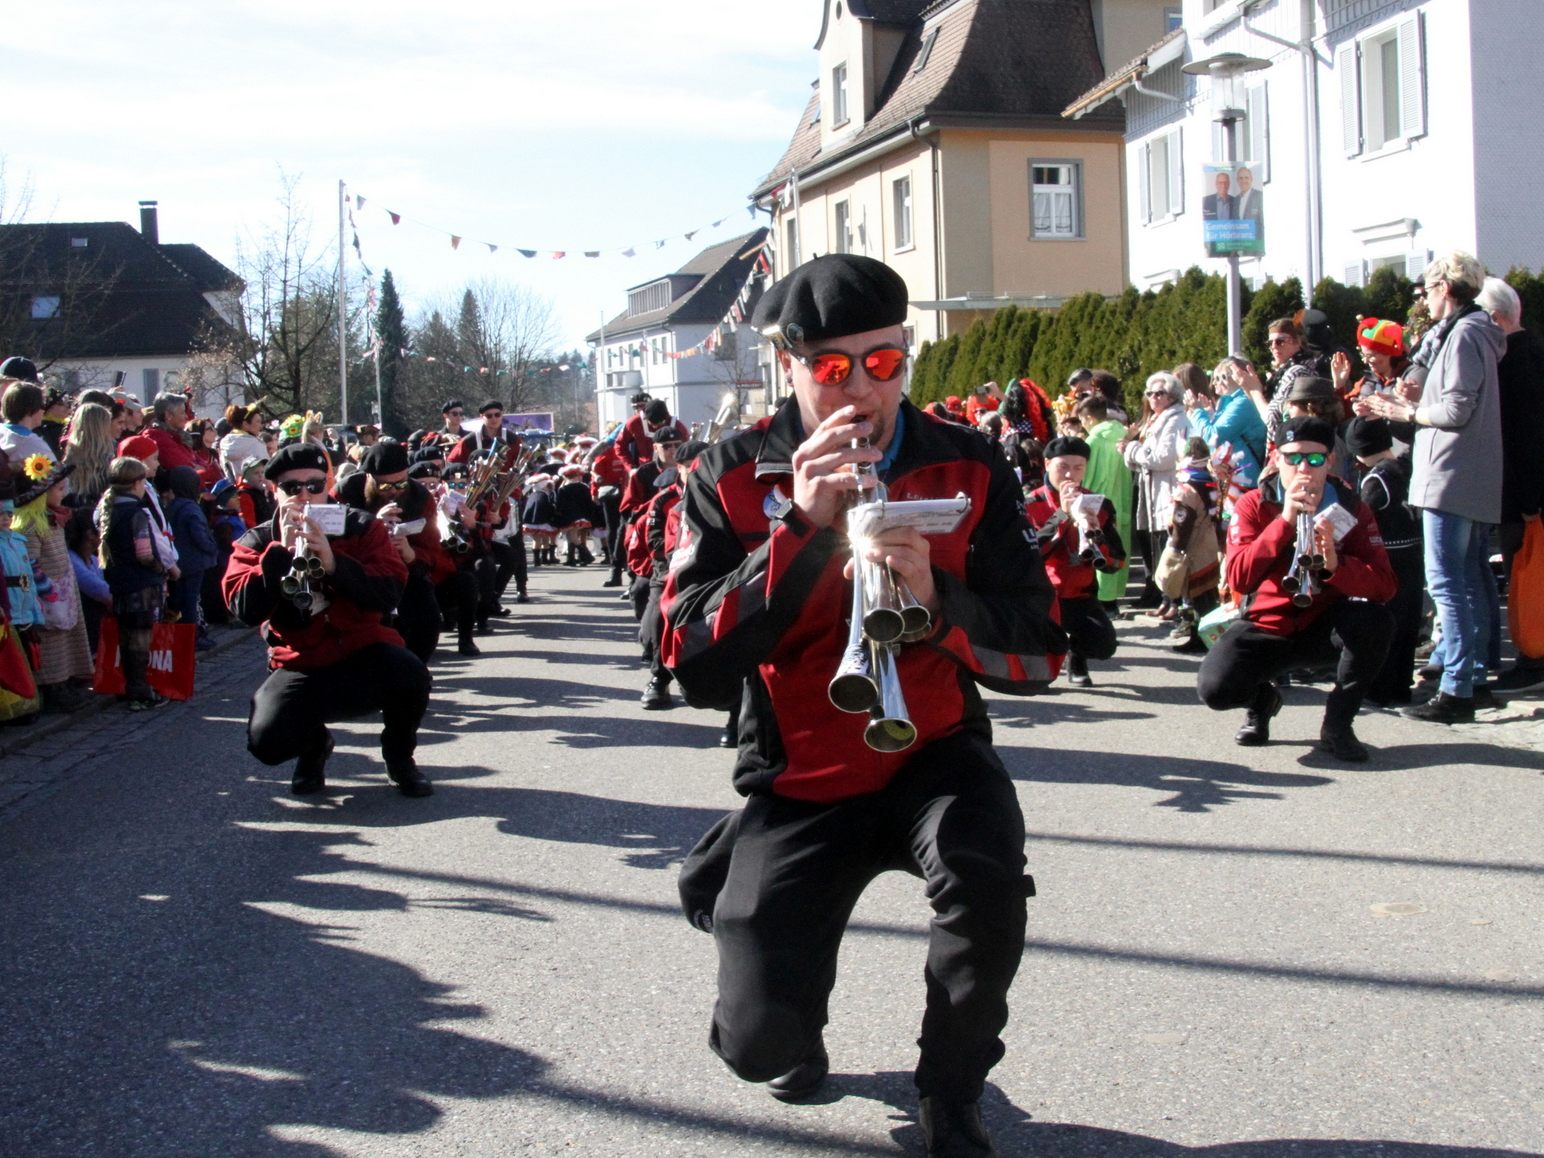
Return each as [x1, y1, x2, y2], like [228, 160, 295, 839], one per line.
[1196, 417, 1396, 761]
[662, 253, 1065, 1158]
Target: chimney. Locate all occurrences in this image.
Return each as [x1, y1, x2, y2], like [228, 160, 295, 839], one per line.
[138, 200, 159, 245]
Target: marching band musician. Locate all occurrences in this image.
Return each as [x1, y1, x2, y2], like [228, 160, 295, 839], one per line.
[636, 439, 709, 710]
[447, 400, 521, 465]
[620, 427, 684, 620]
[661, 254, 1066, 1158]
[1196, 416, 1396, 762]
[1023, 436, 1126, 688]
[222, 443, 433, 798]
[435, 462, 491, 656]
[333, 438, 451, 663]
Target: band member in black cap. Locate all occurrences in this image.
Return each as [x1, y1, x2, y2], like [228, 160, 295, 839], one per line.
[620, 395, 688, 470]
[448, 400, 522, 465]
[1024, 436, 1125, 688]
[618, 392, 653, 469]
[222, 442, 433, 797]
[335, 438, 450, 662]
[438, 400, 466, 443]
[662, 253, 1065, 1157]
[1196, 416, 1396, 762]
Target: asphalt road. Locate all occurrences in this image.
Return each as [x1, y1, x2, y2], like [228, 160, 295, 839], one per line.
[1, 564, 1540, 1157]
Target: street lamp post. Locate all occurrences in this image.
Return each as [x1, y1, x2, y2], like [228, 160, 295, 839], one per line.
[1183, 51, 1271, 356]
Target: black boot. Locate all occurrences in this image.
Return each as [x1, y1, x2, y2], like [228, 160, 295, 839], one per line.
[1234, 682, 1283, 746]
[918, 1096, 997, 1157]
[765, 1035, 828, 1102]
[1318, 720, 1369, 762]
[292, 730, 335, 795]
[1401, 691, 1475, 725]
[387, 759, 433, 798]
[1066, 652, 1091, 688]
[577, 544, 595, 566]
[641, 677, 673, 710]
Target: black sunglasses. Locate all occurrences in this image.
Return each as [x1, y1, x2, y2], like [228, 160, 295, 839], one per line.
[276, 478, 328, 496]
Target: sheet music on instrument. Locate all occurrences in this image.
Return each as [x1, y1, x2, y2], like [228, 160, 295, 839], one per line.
[304, 504, 347, 537]
[849, 493, 971, 540]
[1073, 493, 1104, 521]
[1319, 504, 1358, 544]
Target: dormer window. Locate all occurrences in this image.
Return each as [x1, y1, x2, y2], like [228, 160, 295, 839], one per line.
[913, 28, 939, 73]
[831, 63, 849, 127]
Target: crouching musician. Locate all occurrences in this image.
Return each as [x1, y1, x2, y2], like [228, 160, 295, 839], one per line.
[660, 254, 1065, 1157]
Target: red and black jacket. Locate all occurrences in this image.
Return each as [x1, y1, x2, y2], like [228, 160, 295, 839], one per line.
[1226, 481, 1397, 637]
[334, 473, 455, 585]
[619, 414, 689, 469]
[1023, 484, 1126, 602]
[222, 505, 409, 670]
[447, 426, 521, 465]
[661, 399, 1066, 804]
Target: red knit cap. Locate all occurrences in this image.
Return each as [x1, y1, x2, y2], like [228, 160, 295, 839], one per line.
[117, 434, 159, 461]
[1357, 317, 1405, 358]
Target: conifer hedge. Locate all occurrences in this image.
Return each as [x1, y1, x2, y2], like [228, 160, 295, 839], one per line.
[910, 265, 1544, 414]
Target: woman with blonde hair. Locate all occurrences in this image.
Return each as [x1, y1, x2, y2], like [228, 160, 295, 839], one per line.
[219, 403, 267, 478]
[1122, 371, 1193, 618]
[63, 401, 117, 508]
[13, 457, 93, 710]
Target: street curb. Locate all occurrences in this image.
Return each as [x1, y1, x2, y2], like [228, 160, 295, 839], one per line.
[0, 624, 259, 759]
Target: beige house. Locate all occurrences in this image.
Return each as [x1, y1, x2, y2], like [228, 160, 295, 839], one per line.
[751, 0, 1175, 353]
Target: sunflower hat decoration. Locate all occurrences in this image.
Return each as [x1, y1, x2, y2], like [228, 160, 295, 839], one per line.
[21, 454, 52, 483]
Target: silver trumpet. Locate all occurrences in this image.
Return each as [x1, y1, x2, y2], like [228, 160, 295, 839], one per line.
[1280, 511, 1322, 608]
[825, 437, 923, 752]
[279, 553, 326, 611]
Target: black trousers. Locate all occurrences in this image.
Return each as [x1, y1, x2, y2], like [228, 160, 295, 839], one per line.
[1059, 596, 1118, 662]
[247, 643, 431, 774]
[479, 538, 524, 605]
[1196, 600, 1394, 727]
[599, 491, 623, 562]
[396, 572, 442, 663]
[437, 566, 480, 644]
[1370, 549, 1425, 702]
[706, 730, 1029, 1102]
[640, 577, 670, 680]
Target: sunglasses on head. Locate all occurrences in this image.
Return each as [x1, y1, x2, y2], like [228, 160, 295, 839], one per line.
[375, 479, 409, 492]
[792, 345, 908, 387]
[1281, 451, 1327, 467]
[276, 478, 328, 496]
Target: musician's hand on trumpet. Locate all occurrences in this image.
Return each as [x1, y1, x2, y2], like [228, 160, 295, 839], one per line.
[1314, 516, 1338, 574]
[847, 524, 940, 619]
[790, 404, 882, 529]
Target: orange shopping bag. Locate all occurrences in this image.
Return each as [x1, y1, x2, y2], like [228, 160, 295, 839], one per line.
[92, 617, 197, 701]
[1508, 516, 1544, 659]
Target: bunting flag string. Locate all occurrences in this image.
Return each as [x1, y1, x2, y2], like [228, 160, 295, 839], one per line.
[345, 181, 765, 262]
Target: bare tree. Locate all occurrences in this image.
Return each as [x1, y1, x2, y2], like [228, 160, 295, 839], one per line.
[194, 173, 346, 419]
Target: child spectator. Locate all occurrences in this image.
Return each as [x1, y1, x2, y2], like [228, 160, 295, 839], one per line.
[66, 507, 112, 657]
[205, 479, 246, 627]
[1348, 417, 1424, 706]
[162, 466, 219, 651]
[12, 456, 93, 712]
[98, 456, 172, 711]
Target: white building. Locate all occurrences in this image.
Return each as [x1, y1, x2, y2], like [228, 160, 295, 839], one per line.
[587, 230, 770, 432]
[1064, 0, 1544, 299]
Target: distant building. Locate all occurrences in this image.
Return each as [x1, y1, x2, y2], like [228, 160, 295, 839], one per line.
[0, 201, 242, 413]
[751, 0, 1175, 363]
[587, 229, 770, 430]
[1063, 0, 1544, 299]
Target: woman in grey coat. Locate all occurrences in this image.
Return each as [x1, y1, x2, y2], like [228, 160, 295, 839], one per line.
[1359, 251, 1505, 723]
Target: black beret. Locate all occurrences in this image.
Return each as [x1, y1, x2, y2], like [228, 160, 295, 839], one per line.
[676, 439, 710, 466]
[361, 439, 409, 476]
[651, 424, 685, 446]
[1043, 436, 1091, 460]
[441, 399, 464, 415]
[1278, 416, 1336, 451]
[264, 443, 330, 480]
[644, 399, 671, 425]
[407, 461, 440, 479]
[478, 399, 503, 414]
[412, 445, 446, 464]
[752, 254, 909, 346]
[629, 391, 651, 406]
[1345, 416, 1393, 456]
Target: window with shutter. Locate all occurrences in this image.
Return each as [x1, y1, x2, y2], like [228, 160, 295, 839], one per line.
[1338, 42, 1361, 157]
[1344, 262, 1365, 288]
[1247, 83, 1270, 181]
[1397, 15, 1426, 140]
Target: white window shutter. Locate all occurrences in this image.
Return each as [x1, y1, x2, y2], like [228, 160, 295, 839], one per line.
[1338, 42, 1361, 157]
[1406, 250, 1431, 280]
[1344, 261, 1365, 288]
[1211, 120, 1226, 163]
[1248, 83, 1270, 181]
[1399, 14, 1426, 139]
[1170, 128, 1184, 215]
[1139, 143, 1152, 224]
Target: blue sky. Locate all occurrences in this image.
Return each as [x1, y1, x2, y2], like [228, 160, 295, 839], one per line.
[2, 1, 817, 348]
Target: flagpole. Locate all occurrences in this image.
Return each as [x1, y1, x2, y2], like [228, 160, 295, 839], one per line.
[337, 179, 349, 426]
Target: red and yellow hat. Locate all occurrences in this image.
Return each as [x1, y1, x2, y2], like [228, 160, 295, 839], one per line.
[1356, 317, 1405, 358]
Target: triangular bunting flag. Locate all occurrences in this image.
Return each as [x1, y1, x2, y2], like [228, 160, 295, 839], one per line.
[584, 251, 600, 258]
[487, 244, 498, 255]
[685, 231, 696, 241]
[518, 249, 537, 259]
[622, 248, 635, 258]
[552, 251, 566, 259]
[355, 195, 366, 210]
[389, 212, 401, 225]
[451, 236, 462, 250]
[655, 240, 666, 249]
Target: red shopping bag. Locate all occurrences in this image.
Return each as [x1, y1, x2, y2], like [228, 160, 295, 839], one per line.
[1509, 516, 1544, 659]
[92, 617, 197, 701]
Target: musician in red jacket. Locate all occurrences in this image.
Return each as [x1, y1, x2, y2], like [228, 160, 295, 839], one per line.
[619, 397, 689, 469]
[222, 443, 433, 798]
[1196, 416, 1396, 762]
[1023, 435, 1126, 688]
[661, 254, 1065, 1157]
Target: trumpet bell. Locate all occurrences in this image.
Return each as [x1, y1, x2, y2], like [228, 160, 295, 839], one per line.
[864, 711, 917, 753]
[829, 650, 881, 713]
[863, 642, 916, 753]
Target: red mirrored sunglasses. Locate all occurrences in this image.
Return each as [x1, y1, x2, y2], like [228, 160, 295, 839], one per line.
[793, 345, 908, 387]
